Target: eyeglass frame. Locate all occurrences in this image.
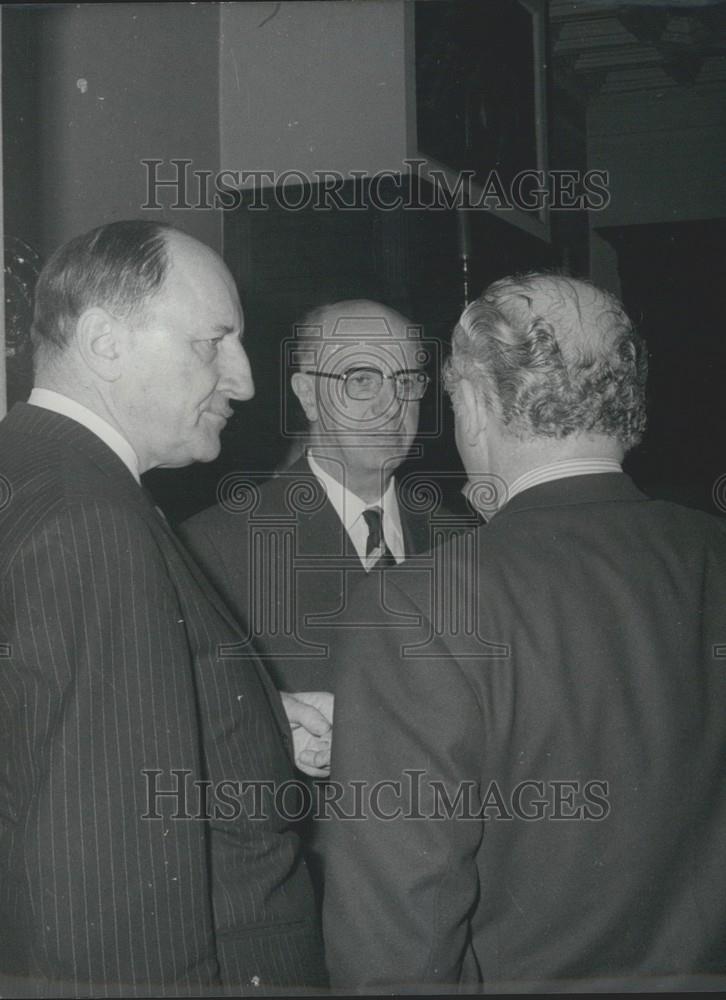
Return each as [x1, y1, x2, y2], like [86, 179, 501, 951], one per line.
[301, 365, 431, 401]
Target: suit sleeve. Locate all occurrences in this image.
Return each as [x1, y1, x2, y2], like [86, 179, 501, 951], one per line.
[0, 500, 218, 995]
[320, 573, 485, 990]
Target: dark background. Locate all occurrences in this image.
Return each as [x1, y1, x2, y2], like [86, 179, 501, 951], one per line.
[3, 1, 725, 523]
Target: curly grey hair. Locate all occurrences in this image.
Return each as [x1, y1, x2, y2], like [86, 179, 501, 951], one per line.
[444, 273, 648, 450]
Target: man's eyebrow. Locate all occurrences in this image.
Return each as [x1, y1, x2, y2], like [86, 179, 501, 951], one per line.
[213, 323, 239, 336]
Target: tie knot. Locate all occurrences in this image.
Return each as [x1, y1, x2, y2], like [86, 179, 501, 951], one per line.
[362, 506, 384, 556]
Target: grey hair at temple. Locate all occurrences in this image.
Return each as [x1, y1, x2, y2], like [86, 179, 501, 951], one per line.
[444, 272, 648, 450]
[31, 219, 174, 362]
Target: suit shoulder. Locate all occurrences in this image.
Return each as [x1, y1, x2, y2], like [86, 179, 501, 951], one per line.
[183, 467, 325, 533]
[178, 474, 273, 563]
[0, 433, 95, 562]
[651, 497, 726, 529]
[1, 419, 133, 510]
[0, 491, 163, 591]
[632, 498, 726, 554]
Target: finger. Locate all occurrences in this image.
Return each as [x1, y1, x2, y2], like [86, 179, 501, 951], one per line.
[288, 691, 334, 727]
[296, 763, 330, 778]
[288, 701, 332, 737]
[298, 747, 331, 769]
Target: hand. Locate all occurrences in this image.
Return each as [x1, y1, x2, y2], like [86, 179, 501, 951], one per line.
[281, 691, 334, 778]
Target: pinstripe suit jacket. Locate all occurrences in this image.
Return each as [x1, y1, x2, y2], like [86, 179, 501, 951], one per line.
[0, 404, 326, 997]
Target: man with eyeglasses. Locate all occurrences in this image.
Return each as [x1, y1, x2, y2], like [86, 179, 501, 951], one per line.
[181, 299, 440, 897]
[181, 300, 436, 695]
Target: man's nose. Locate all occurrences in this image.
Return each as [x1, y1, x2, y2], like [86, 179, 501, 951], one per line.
[219, 339, 255, 401]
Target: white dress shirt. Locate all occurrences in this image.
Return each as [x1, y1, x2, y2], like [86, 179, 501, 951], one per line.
[28, 388, 141, 484]
[305, 451, 405, 570]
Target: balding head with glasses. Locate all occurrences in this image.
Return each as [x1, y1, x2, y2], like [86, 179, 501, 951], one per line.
[290, 300, 428, 506]
[180, 296, 442, 905]
[181, 295, 438, 695]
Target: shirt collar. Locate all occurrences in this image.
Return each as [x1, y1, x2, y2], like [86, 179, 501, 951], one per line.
[305, 450, 404, 562]
[305, 450, 389, 531]
[503, 458, 623, 510]
[28, 388, 141, 484]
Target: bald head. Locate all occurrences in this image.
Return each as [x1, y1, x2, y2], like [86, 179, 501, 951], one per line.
[301, 299, 410, 330]
[295, 299, 415, 367]
[445, 273, 648, 450]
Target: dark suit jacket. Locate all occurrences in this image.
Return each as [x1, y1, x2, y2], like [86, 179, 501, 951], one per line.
[180, 455, 454, 692]
[321, 473, 726, 991]
[0, 404, 325, 997]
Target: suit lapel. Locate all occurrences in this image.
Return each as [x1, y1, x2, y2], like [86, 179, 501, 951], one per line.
[137, 491, 293, 744]
[140, 487, 246, 633]
[398, 497, 432, 556]
[278, 456, 352, 559]
[11, 404, 293, 746]
[15, 404, 248, 634]
[298, 499, 352, 558]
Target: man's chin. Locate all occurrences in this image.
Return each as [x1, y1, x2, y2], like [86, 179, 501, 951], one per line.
[353, 440, 412, 471]
[355, 431, 411, 447]
[311, 435, 415, 475]
[194, 440, 223, 464]
[368, 438, 412, 458]
[158, 439, 222, 469]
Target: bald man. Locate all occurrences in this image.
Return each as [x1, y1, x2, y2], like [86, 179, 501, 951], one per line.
[0, 221, 327, 995]
[180, 300, 442, 903]
[321, 274, 726, 991]
[181, 299, 436, 694]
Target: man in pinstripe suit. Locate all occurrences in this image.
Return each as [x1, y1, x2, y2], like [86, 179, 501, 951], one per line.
[0, 221, 328, 996]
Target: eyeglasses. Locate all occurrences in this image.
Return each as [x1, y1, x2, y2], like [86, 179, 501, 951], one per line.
[303, 367, 430, 401]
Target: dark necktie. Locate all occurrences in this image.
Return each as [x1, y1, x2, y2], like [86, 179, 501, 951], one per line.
[362, 506, 397, 569]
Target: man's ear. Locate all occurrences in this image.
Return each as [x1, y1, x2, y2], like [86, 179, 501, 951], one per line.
[291, 372, 319, 423]
[74, 307, 124, 381]
[458, 377, 488, 446]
